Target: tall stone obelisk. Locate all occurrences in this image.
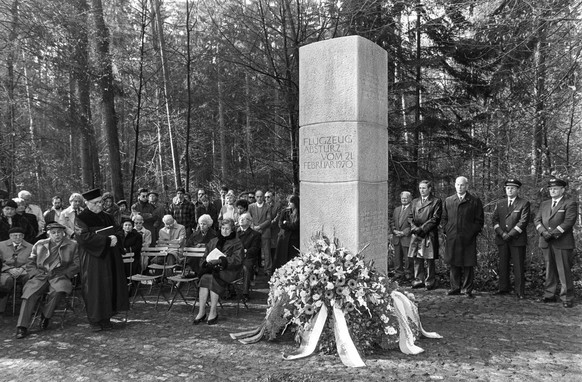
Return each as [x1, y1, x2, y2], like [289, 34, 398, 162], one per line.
[299, 36, 388, 273]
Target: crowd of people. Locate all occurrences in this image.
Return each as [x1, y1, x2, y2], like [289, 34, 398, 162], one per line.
[391, 176, 576, 308]
[0, 186, 300, 337]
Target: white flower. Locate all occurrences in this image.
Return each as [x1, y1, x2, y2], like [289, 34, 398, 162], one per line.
[385, 326, 397, 335]
[326, 282, 334, 290]
[313, 293, 321, 301]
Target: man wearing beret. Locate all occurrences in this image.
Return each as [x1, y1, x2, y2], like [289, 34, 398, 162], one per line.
[491, 179, 530, 299]
[0, 227, 33, 313]
[75, 189, 129, 331]
[15, 223, 79, 338]
[533, 178, 577, 308]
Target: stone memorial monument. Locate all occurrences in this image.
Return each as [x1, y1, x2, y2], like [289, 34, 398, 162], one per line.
[299, 35, 389, 272]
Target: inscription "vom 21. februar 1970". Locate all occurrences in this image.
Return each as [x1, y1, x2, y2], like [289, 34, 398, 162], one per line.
[302, 134, 354, 169]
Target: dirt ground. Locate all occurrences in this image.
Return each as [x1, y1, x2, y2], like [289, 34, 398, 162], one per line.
[1, 277, 580, 382]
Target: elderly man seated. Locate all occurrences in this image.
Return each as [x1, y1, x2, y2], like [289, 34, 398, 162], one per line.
[150, 215, 186, 274]
[0, 227, 33, 313]
[15, 222, 79, 338]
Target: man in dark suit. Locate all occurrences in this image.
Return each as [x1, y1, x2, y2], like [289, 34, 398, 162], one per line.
[492, 179, 530, 298]
[408, 180, 442, 290]
[391, 191, 413, 281]
[533, 178, 577, 308]
[442, 176, 484, 298]
[237, 212, 261, 302]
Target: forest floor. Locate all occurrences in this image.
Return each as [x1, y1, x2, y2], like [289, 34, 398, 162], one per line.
[1, 274, 581, 382]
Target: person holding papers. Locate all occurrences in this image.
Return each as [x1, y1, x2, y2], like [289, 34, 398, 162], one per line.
[75, 189, 129, 332]
[193, 218, 243, 325]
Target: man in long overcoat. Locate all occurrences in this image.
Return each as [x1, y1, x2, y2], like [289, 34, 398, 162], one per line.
[15, 222, 79, 338]
[390, 191, 413, 280]
[75, 189, 129, 331]
[408, 180, 442, 290]
[533, 178, 577, 308]
[491, 178, 530, 298]
[442, 176, 484, 297]
[0, 227, 33, 313]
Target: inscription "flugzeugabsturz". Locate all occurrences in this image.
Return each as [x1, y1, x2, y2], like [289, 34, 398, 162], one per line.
[302, 134, 354, 170]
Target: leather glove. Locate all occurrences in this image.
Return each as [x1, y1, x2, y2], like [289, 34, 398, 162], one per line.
[502, 233, 511, 241]
[541, 231, 553, 241]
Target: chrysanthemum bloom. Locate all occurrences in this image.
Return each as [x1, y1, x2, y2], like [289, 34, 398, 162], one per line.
[325, 290, 335, 299]
[347, 279, 357, 288]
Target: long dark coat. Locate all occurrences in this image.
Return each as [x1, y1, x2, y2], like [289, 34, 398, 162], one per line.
[408, 196, 442, 259]
[441, 192, 484, 267]
[199, 233, 243, 295]
[492, 196, 530, 247]
[75, 209, 129, 324]
[273, 209, 300, 270]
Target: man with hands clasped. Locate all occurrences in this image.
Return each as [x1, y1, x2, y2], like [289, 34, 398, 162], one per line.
[491, 179, 530, 299]
[534, 178, 577, 308]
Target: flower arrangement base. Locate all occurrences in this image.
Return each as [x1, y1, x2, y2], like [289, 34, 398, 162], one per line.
[230, 235, 442, 367]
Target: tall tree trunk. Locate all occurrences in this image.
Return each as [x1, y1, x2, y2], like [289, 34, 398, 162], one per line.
[75, 0, 100, 189]
[2, 0, 19, 193]
[91, 0, 124, 198]
[217, 62, 227, 181]
[413, 1, 422, 178]
[245, 73, 255, 181]
[150, 0, 181, 189]
[532, 19, 549, 179]
[185, 0, 193, 190]
[22, 48, 41, 196]
[130, 0, 148, 205]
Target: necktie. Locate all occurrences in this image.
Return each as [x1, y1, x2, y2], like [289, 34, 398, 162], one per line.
[552, 201, 557, 210]
[508, 200, 513, 209]
[422, 198, 427, 204]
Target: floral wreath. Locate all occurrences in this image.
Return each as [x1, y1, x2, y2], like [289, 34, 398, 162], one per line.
[231, 233, 441, 367]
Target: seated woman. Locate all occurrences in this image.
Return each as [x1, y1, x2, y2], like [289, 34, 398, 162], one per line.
[184, 214, 217, 274]
[119, 218, 143, 276]
[193, 218, 243, 325]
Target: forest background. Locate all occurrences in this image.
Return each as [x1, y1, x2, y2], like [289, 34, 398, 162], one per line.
[0, 0, 581, 289]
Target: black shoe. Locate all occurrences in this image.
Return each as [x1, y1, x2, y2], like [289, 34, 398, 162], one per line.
[516, 294, 525, 300]
[446, 289, 461, 296]
[207, 315, 218, 325]
[90, 324, 104, 332]
[411, 282, 425, 289]
[40, 315, 50, 330]
[16, 327, 28, 339]
[426, 284, 436, 291]
[563, 301, 573, 308]
[540, 296, 557, 303]
[100, 319, 113, 330]
[493, 290, 509, 295]
[192, 314, 207, 325]
[466, 292, 475, 298]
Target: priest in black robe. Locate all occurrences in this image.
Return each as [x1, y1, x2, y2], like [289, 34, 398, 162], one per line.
[75, 188, 129, 331]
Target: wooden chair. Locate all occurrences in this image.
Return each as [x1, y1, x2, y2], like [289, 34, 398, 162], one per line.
[166, 246, 205, 312]
[124, 251, 165, 308]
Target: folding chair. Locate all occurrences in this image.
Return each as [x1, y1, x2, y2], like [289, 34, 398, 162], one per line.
[141, 247, 177, 308]
[123, 251, 165, 309]
[31, 275, 80, 329]
[166, 247, 205, 311]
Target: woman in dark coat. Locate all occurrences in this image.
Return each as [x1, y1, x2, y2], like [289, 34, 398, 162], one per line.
[193, 218, 243, 325]
[273, 195, 300, 270]
[119, 218, 143, 276]
[75, 189, 129, 331]
[184, 214, 216, 274]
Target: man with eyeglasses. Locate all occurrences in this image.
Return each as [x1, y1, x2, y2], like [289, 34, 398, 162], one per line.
[75, 189, 129, 331]
[0, 227, 33, 314]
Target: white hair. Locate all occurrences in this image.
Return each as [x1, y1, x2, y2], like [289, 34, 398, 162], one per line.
[198, 214, 213, 226]
[18, 190, 31, 199]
